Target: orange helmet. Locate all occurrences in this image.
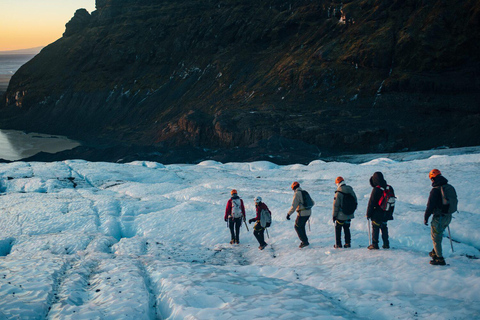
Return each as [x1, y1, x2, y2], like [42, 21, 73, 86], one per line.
[429, 169, 441, 179]
[291, 181, 300, 190]
[231, 189, 237, 195]
[335, 176, 344, 184]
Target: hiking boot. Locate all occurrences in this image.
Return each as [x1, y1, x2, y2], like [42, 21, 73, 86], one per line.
[430, 257, 446, 266]
[429, 249, 437, 258]
[299, 242, 310, 248]
[235, 240, 239, 244]
[259, 243, 268, 250]
[344, 243, 351, 248]
[230, 240, 235, 244]
[367, 244, 379, 250]
[333, 244, 342, 249]
[382, 245, 390, 249]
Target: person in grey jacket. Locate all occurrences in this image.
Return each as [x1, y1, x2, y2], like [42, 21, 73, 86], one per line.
[332, 176, 357, 248]
[286, 181, 314, 248]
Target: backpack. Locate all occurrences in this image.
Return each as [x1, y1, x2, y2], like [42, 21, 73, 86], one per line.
[439, 184, 458, 214]
[337, 191, 357, 216]
[231, 198, 243, 218]
[301, 190, 314, 210]
[377, 185, 396, 220]
[260, 209, 272, 228]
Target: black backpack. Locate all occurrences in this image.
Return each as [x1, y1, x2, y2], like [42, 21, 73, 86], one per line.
[337, 191, 357, 215]
[301, 190, 314, 210]
[438, 184, 458, 214]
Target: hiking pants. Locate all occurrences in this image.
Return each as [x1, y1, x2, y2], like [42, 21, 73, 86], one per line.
[229, 217, 242, 242]
[431, 214, 452, 258]
[253, 222, 267, 247]
[335, 219, 351, 246]
[372, 220, 389, 247]
[295, 215, 310, 245]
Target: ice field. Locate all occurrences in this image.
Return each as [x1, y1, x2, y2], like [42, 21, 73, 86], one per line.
[1, 151, 479, 319]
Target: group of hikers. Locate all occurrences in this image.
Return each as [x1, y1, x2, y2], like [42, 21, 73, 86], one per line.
[224, 169, 458, 266]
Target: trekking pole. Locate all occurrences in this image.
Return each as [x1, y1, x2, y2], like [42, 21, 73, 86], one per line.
[367, 219, 372, 246]
[266, 227, 270, 239]
[447, 225, 454, 252]
[308, 219, 311, 232]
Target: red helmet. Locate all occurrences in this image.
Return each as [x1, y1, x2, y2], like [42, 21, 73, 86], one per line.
[231, 189, 237, 195]
[429, 169, 441, 179]
[291, 181, 300, 190]
[335, 176, 344, 184]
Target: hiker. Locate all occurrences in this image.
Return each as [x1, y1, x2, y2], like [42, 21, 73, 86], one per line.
[366, 172, 395, 250]
[286, 181, 314, 248]
[332, 177, 357, 248]
[248, 196, 272, 250]
[224, 189, 246, 244]
[424, 169, 457, 266]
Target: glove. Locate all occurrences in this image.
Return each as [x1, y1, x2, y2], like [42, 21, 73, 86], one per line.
[286, 214, 291, 220]
[248, 218, 255, 224]
[225, 218, 227, 222]
[333, 217, 336, 224]
[424, 220, 428, 226]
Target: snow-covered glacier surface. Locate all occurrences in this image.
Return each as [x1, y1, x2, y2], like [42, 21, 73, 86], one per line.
[0, 153, 479, 319]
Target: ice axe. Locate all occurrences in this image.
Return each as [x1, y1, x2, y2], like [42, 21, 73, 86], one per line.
[243, 215, 249, 232]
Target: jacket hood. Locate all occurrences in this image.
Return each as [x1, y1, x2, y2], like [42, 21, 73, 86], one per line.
[432, 175, 448, 187]
[336, 182, 347, 191]
[370, 172, 387, 188]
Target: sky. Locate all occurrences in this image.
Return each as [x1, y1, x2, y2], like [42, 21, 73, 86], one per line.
[0, 0, 96, 51]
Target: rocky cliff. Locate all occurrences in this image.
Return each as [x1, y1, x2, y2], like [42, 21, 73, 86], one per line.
[1, 0, 480, 163]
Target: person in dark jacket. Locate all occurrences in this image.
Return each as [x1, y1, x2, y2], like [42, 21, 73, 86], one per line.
[332, 176, 357, 248]
[249, 196, 271, 250]
[224, 189, 246, 244]
[366, 172, 394, 249]
[424, 169, 454, 266]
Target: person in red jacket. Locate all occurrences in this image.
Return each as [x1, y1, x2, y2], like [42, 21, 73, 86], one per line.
[248, 196, 272, 250]
[224, 189, 246, 244]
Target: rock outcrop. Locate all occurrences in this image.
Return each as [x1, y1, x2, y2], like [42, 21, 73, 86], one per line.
[1, 0, 479, 163]
[64, 9, 92, 37]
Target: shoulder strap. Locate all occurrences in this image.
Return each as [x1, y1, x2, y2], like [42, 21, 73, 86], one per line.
[439, 186, 448, 204]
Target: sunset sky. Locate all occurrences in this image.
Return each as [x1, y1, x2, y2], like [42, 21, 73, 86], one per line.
[0, 0, 96, 51]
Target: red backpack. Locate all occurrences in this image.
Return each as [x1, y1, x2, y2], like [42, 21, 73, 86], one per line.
[376, 185, 396, 220]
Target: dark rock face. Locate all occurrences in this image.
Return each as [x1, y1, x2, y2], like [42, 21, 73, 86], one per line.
[64, 9, 92, 37]
[1, 0, 480, 163]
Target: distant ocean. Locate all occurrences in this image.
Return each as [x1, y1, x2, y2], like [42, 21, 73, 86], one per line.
[0, 51, 81, 161]
[0, 54, 36, 92]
